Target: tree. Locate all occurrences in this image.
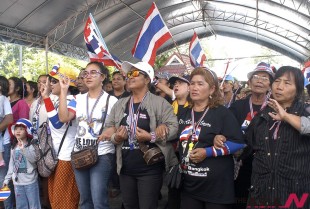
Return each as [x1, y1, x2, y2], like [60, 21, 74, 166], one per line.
[154, 52, 170, 70]
[0, 41, 87, 81]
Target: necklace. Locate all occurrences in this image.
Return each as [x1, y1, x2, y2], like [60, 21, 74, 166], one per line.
[86, 90, 104, 136]
[128, 94, 147, 150]
[249, 91, 271, 118]
[33, 97, 42, 132]
[188, 107, 209, 151]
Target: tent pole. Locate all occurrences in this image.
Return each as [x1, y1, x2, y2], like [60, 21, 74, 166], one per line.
[45, 36, 49, 74]
[19, 45, 22, 77]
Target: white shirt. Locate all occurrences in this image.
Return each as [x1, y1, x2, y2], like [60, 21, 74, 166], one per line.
[46, 94, 78, 161]
[75, 91, 118, 155]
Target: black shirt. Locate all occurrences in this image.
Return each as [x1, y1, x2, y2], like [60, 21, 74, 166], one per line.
[120, 102, 164, 176]
[229, 96, 261, 131]
[176, 104, 188, 121]
[178, 106, 243, 204]
[108, 90, 130, 100]
[229, 95, 263, 207]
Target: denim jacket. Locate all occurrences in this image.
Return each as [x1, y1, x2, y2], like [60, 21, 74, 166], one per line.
[104, 91, 179, 174]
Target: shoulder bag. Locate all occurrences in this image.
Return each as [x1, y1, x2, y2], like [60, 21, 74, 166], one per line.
[34, 121, 69, 177]
[165, 135, 193, 189]
[71, 95, 110, 170]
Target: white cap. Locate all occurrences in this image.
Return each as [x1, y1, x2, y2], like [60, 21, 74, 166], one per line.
[121, 61, 154, 81]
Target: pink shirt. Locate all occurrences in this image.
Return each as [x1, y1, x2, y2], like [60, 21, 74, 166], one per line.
[11, 99, 30, 123]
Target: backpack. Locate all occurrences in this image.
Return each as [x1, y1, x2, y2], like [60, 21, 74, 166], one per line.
[33, 122, 58, 177]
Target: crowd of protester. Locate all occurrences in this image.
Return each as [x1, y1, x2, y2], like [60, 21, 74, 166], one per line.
[0, 60, 309, 209]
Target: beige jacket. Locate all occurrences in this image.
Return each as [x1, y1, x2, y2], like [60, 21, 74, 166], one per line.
[105, 91, 179, 174]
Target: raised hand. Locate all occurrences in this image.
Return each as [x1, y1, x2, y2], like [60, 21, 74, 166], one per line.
[267, 98, 287, 121]
[17, 138, 24, 149]
[40, 78, 51, 99]
[59, 75, 70, 93]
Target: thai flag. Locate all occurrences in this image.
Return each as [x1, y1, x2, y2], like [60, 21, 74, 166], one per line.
[189, 32, 207, 67]
[86, 43, 122, 68]
[0, 187, 11, 201]
[132, 2, 172, 66]
[303, 60, 310, 80]
[84, 14, 121, 69]
[49, 64, 60, 77]
[179, 125, 201, 142]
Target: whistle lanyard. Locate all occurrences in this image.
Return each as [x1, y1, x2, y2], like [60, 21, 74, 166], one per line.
[249, 92, 270, 119]
[86, 90, 104, 136]
[33, 97, 42, 132]
[225, 95, 234, 108]
[189, 107, 209, 151]
[270, 121, 281, 140]
[128, 95, 147, 150]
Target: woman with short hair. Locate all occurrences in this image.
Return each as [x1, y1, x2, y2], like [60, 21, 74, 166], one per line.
[109, 71, 130, 99]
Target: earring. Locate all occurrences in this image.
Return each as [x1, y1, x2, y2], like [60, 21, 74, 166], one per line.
[209, 95, 212, 99]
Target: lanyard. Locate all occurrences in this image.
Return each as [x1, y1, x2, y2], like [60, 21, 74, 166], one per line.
[270, 121, 281, 140]
[128, 95, 147, 150]
[249, 91, 270, 119]
[225, 95, 234, 108]
[33, 97, 42, 132]
[86, 91, 104, 137]
[86, 90, 104, 126]
[190, 107, 209, 140]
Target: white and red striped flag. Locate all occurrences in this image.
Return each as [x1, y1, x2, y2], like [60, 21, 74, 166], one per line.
[84, 13, 122, 69]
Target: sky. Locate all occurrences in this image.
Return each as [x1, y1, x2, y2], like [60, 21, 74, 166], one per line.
[198, 35, 301, 81]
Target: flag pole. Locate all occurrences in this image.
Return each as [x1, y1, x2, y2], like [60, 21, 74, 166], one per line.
[154, 3, 186, 67]
[171, 36, 186, 67]
[89, 13, 122, 69]
[124, 2, 186, 67]
[220, 59, 231, 87]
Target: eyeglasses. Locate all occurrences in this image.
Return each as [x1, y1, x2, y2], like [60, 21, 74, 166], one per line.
[127, 70, 146, 78]
[50, 78, 59, 84]
[252, 75, 270, 82]
[81, 70, 103, 78]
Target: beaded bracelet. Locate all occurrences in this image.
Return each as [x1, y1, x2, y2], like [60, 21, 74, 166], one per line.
[150, 132, 156, 143]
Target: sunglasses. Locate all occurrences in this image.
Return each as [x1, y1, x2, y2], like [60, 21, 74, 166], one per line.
[127, 70, 147, 78]
[50, 78, 59, 84]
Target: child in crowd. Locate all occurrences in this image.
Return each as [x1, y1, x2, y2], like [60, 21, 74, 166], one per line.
[3, 118, 41, 209]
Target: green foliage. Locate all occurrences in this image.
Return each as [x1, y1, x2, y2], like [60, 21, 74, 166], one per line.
[154, 52, 170, 70]
[0, 42, 87, 82]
